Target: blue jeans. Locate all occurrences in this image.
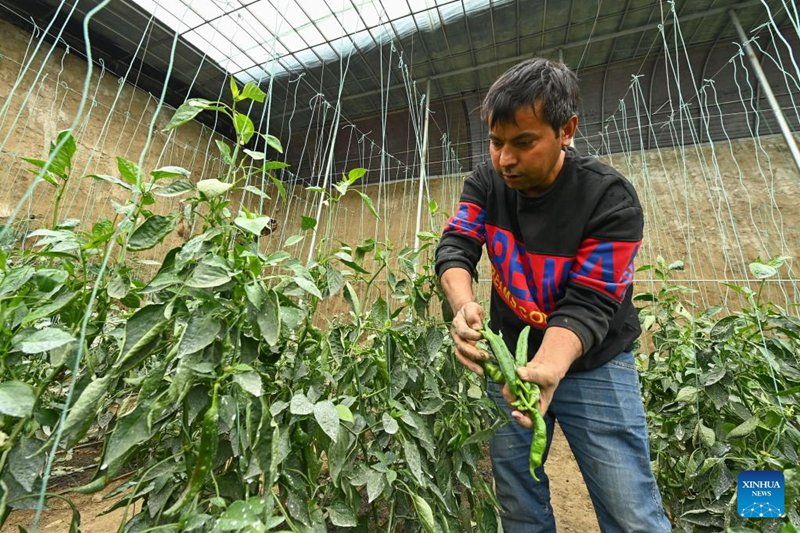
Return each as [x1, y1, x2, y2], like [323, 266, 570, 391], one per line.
[487, 351, 671, 532]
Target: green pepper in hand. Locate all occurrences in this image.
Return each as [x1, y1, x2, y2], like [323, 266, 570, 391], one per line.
[480, 324, 546, 481]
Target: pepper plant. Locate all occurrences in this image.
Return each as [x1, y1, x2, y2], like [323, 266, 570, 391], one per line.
[636, 256, 800, 532]
[0, 78, 503, 531]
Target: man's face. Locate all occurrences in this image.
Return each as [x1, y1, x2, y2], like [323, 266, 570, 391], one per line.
[488, 102, 577, 197]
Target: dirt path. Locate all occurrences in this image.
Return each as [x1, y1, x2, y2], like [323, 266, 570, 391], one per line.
[3, 478, 139, 533]
[4, 423, 598, 532]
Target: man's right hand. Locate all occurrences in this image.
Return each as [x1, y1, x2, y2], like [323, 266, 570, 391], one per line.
[450, 301, 486, 375]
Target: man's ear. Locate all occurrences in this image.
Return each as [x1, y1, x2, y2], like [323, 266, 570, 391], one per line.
[560, 115, 578, 147]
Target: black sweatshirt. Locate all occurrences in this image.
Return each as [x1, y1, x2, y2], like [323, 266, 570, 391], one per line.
[435, 148, 643, 372]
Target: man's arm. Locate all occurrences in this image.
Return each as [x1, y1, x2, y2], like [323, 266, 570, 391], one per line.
[440, 267, 486, 375]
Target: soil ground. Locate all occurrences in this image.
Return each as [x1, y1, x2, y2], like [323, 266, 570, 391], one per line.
[4, 424, 598, 532]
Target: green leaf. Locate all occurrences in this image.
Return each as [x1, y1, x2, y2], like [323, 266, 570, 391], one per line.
[293, 276, 321, 299]
[259, 289, 280, 346]
[326, 501, 357, 527]
[234, 215, 274, 236]
[229, 77, 240, 99]
[186, 256, 233, 288]
[347, 167, 367, 183]
[153, 179, 193, 197]
[698, 421, 716, 447]
[23, 157, 60, 185]
[240, 82, 266, 103]
[267, 172, 287, 200]
[216, 140, 233, 165]
[356, 191, 380, 218]
[335, 404, 354, 424]
[24, 131, 75, 181]
[675, 386, 699, 403]
[164, 98, 219, 130]
[344, 282, 361, 315]
[86, 173, 132, 190]
[410, 492, 436, 533]
[382, 412, 399, 434]
[728, 415, 760, 438]
[216, 497, 265, 530]
[117, 157, 142, 187]
[403, 438, 424, 484]
[241, 185, 270, 200]
[21, 290, 79, 326]
[233, 372, 262, 397]
[150, 166, 190, 180]
[101, 404, 151, 474]
[0, 265, 35, 298]
[749, 262, 778, 279]
[667, 260, 685, 271]
[262, 160, 289, 171]
[366, 469, 385, 503]
[178, 314, 221, 357]
[269, 426, 290, 486]
[49, 130, 76, 177]
[284, 234, 303, 247]
[261, 133, 283, 153]
[9, 437, 43, 491]
[467, 383, 483, 399]
[13, 327, 75, 354]
[127, 214, 176, 251]
[115, 304, 167, 371]
[314, 400, 339, 442]
[290, 393, 314, 416]
[263, 250, 290, 266]
[107, 273, 128, 299]
[197, 178, 234, 198]
[243, 149, 265, 161]
[61, 375, 113, 447]
[300, 216, 316, 230]
[0, 381, 35, 418]
[326, 267, 344, 296]
[234, 112, 255, 144]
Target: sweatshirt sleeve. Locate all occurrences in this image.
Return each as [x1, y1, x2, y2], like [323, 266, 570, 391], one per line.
[434, 169, 488, 278]
[546, 181, 643, 354]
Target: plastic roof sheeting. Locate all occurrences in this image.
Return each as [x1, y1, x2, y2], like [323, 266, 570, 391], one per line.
[129, 0, 514, 82]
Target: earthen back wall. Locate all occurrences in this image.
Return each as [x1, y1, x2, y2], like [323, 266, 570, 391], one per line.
[0, 20, 227, 270]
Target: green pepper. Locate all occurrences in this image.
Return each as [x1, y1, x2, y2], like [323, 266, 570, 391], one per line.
[483, 361, 504, 383]
[529, 410, 547, 481]
[515, 326, 530, 367]
[481, 327, 518, 396]
[481, 324, 547, 483]
[165, 381, 220, 516]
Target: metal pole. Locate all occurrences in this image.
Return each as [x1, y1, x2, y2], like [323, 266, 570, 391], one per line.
[413, 80, 432, 269]
[306, 101, 342, 265]
[730, 10, 800, 174]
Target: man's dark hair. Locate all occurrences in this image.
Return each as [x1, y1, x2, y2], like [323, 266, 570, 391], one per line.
[481, 58, 579, 134]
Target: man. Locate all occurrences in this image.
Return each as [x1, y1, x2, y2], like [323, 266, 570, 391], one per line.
[434, 58, 671, 532]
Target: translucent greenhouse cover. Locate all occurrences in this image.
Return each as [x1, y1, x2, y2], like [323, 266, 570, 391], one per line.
[130, 0, 503, 82]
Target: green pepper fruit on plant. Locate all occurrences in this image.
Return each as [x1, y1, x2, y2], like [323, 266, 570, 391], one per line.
[480, 325, 546, 481]
[164, 381, 221, 517]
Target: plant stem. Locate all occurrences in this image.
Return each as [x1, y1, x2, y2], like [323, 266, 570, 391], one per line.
[51, 181, 67, 229]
